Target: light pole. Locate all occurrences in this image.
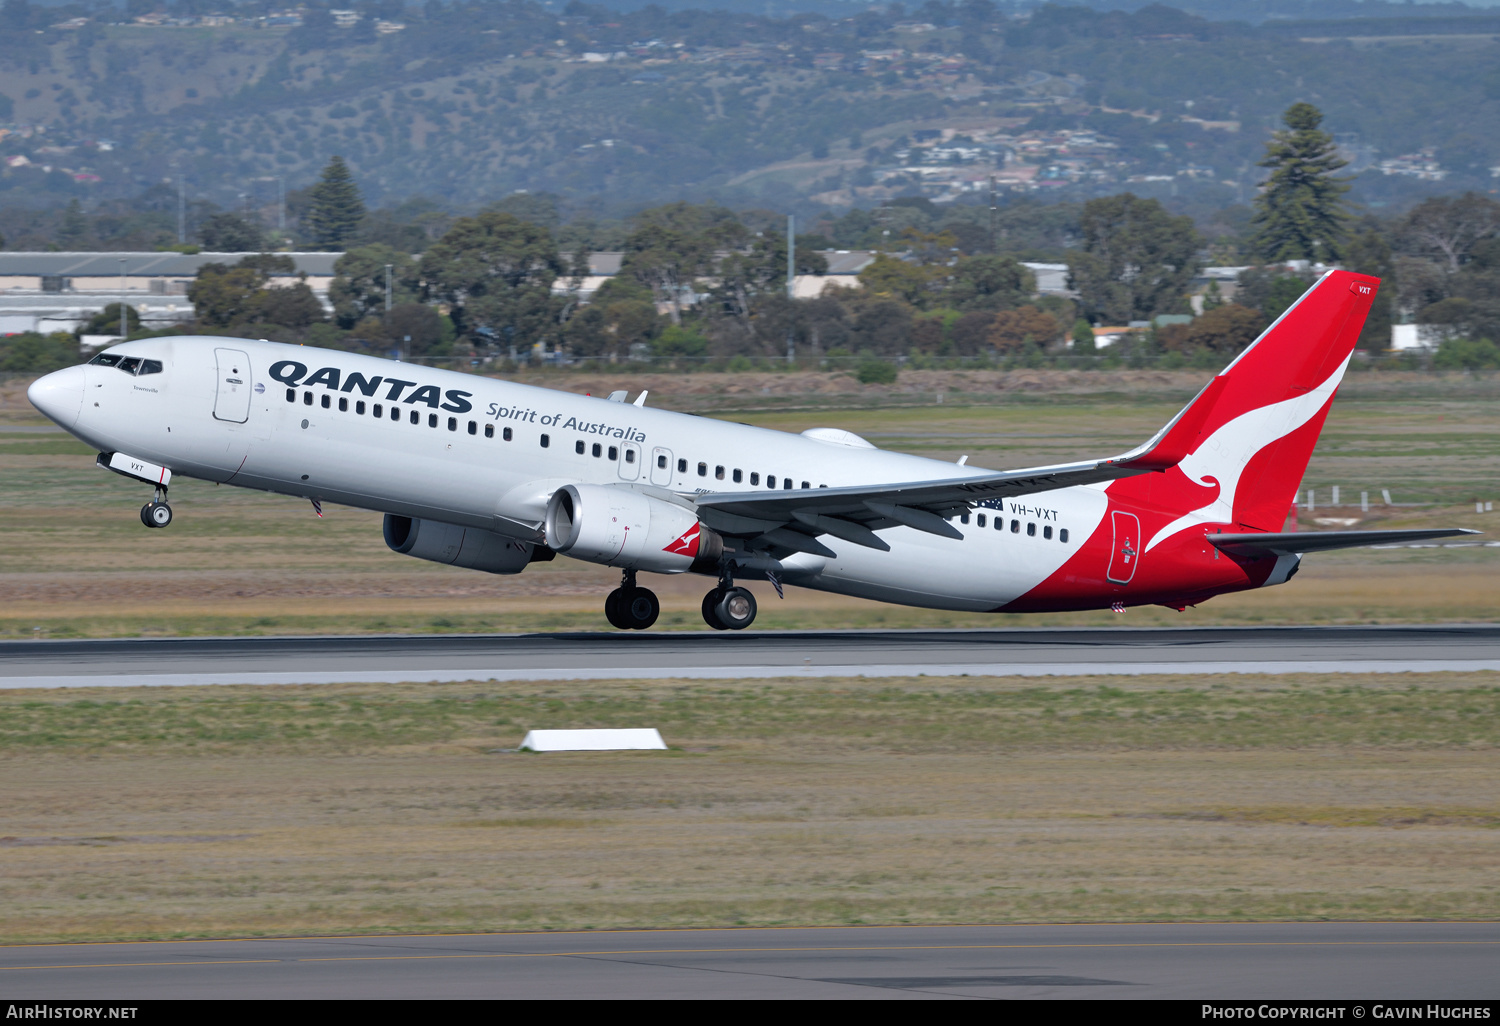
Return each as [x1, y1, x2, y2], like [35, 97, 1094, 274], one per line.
[118, 257, 127, 339]
[785, 214, 795, 365]
[176, 175, 186, 245]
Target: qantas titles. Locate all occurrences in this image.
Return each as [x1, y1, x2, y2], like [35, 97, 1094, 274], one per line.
[269, 360, 647, 442]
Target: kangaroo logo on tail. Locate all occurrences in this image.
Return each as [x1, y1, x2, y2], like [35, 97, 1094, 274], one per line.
[1109, 270, 1379, 541]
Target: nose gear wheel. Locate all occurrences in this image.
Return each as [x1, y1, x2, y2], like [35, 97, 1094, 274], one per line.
[140, 501, 173, 528]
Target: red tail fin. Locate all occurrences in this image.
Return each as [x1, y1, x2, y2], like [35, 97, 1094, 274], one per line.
[1109, 270, 1379, 550]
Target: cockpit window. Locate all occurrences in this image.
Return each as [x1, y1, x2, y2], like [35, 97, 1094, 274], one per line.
[89, 353, 163, 376]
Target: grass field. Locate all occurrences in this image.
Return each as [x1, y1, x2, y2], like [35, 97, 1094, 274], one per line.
[1, 370, 1496, 637]
[2, 672, 1497, 943]
[1, 371, 1497, 943]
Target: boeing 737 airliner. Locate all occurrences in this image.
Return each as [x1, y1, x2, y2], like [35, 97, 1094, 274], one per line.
[27, 269, 1474, 630]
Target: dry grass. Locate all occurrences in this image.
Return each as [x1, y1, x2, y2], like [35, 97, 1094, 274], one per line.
[1, 672, 1498, 943]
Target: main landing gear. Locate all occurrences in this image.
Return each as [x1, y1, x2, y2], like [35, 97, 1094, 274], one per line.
[605, 570, 660, 631]
[701, 569, 757, 631]
[139, 487, 173, 529]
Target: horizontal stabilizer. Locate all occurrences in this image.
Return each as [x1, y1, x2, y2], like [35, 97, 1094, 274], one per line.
[1209, 528, 1480, 558]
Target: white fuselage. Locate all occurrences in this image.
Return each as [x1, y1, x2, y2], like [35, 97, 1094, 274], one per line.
[42, 336, 1108, 611]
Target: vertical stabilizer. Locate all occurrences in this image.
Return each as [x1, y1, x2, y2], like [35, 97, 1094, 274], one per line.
[1109, 269, 1378, 550]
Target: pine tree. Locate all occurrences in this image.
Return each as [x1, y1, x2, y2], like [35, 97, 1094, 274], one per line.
[1250, 103, 1351, 264]
[304, 156, 366, 251]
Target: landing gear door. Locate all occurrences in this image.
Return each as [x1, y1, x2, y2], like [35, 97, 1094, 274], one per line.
[1106, 510, 1140, 585]
[650, 446, 673, 487]
[213, 348, 252, 424]
[618, 441, 641, 482]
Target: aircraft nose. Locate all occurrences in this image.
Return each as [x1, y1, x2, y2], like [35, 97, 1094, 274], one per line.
[27, 364, 86, 428]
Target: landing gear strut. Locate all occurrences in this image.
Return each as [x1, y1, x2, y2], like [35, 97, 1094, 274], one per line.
[139, 486, 172, 529]
[605, 570, 659, 631]
[701, 568, 757, 631]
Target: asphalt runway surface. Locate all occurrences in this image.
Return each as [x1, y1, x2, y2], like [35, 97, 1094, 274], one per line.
[1, 624, 1498, 689]
[2, 923, 1495, 999]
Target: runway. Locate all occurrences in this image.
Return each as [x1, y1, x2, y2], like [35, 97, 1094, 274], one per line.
[1, 922, 1495, 998]
[2, 625, 1499, 688]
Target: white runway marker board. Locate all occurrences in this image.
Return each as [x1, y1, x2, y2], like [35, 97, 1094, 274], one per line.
[519, 728, 668, 752]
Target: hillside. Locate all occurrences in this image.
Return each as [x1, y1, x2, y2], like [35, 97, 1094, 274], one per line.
[0, 2, 1498, 215]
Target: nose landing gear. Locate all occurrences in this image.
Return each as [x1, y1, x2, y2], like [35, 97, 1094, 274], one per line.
[139, 487, 173, 529]
[604, 570, 659, 630]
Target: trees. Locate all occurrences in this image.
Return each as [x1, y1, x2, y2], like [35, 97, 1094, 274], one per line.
[198, 213, 265, 252]
[187, 258, 325, 331]
[1250, 103, 1351, 264]
[1159, 304, 1266, 356]
[1398, 193, 1500, 274]
[329, 244, 419, 328]
[946, 255, 1035, 312]
[989, 306, 1062, 352]
[304, 156, 366, 252]
[621, 203, 743, 325]
[77, 303, 140, 338]
[1067, 194, 1200, 323]
[419, 210, 565, 351]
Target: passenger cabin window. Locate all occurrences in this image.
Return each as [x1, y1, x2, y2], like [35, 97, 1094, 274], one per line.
[677, 458, 687, 473]
[390, 406, 399, 421]
[356, 401, 366, 415]
[287, 388, 296, 403]
[338, 397, 347, 412]
[658, 455, 668, 469]
[592, 443, 602, 458]
[994, 517, 1003, 531]
[321, 395, 331, 409]
[575, 440, 586, 455]
[467, 421, 477, 435]
[409, 410, 419, 425]
[503, 427, 512, 441]
[783, 479, 792, 490]
[767, 476, 775, 488]
[960, 513, 970, 525]
[374, 403, 384, 417]
[697, 462, 707, 477]
[977, 514, 986, 528]
[1011, 520, 1020, 533]
[608, 446, 618, 460]
[428, 413, 438, 428]
[624, 448, 634, 463]
[304, 392, 313, 406]
[716, 466, 725, 480]
[802, 481, 810, 489]
[484, 424, 494, 438]
[732, 469, 742, 483]
[750, 473, 760, 486]
[540, 434, 550, 448]
[1027, 522, 1036, 537]
[1043, 525, 1053, 539]
[1059, 528, 1069, 543]
[448, 417, 457, 431]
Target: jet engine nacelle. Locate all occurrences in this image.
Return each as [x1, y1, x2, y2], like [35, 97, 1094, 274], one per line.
[544, 483, 722, 573]
[383, 515, 541, 574]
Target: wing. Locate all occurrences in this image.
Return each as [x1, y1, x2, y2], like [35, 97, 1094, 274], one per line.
[691, 382, 1221, 558]
[1209, 528, 1481, 558]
